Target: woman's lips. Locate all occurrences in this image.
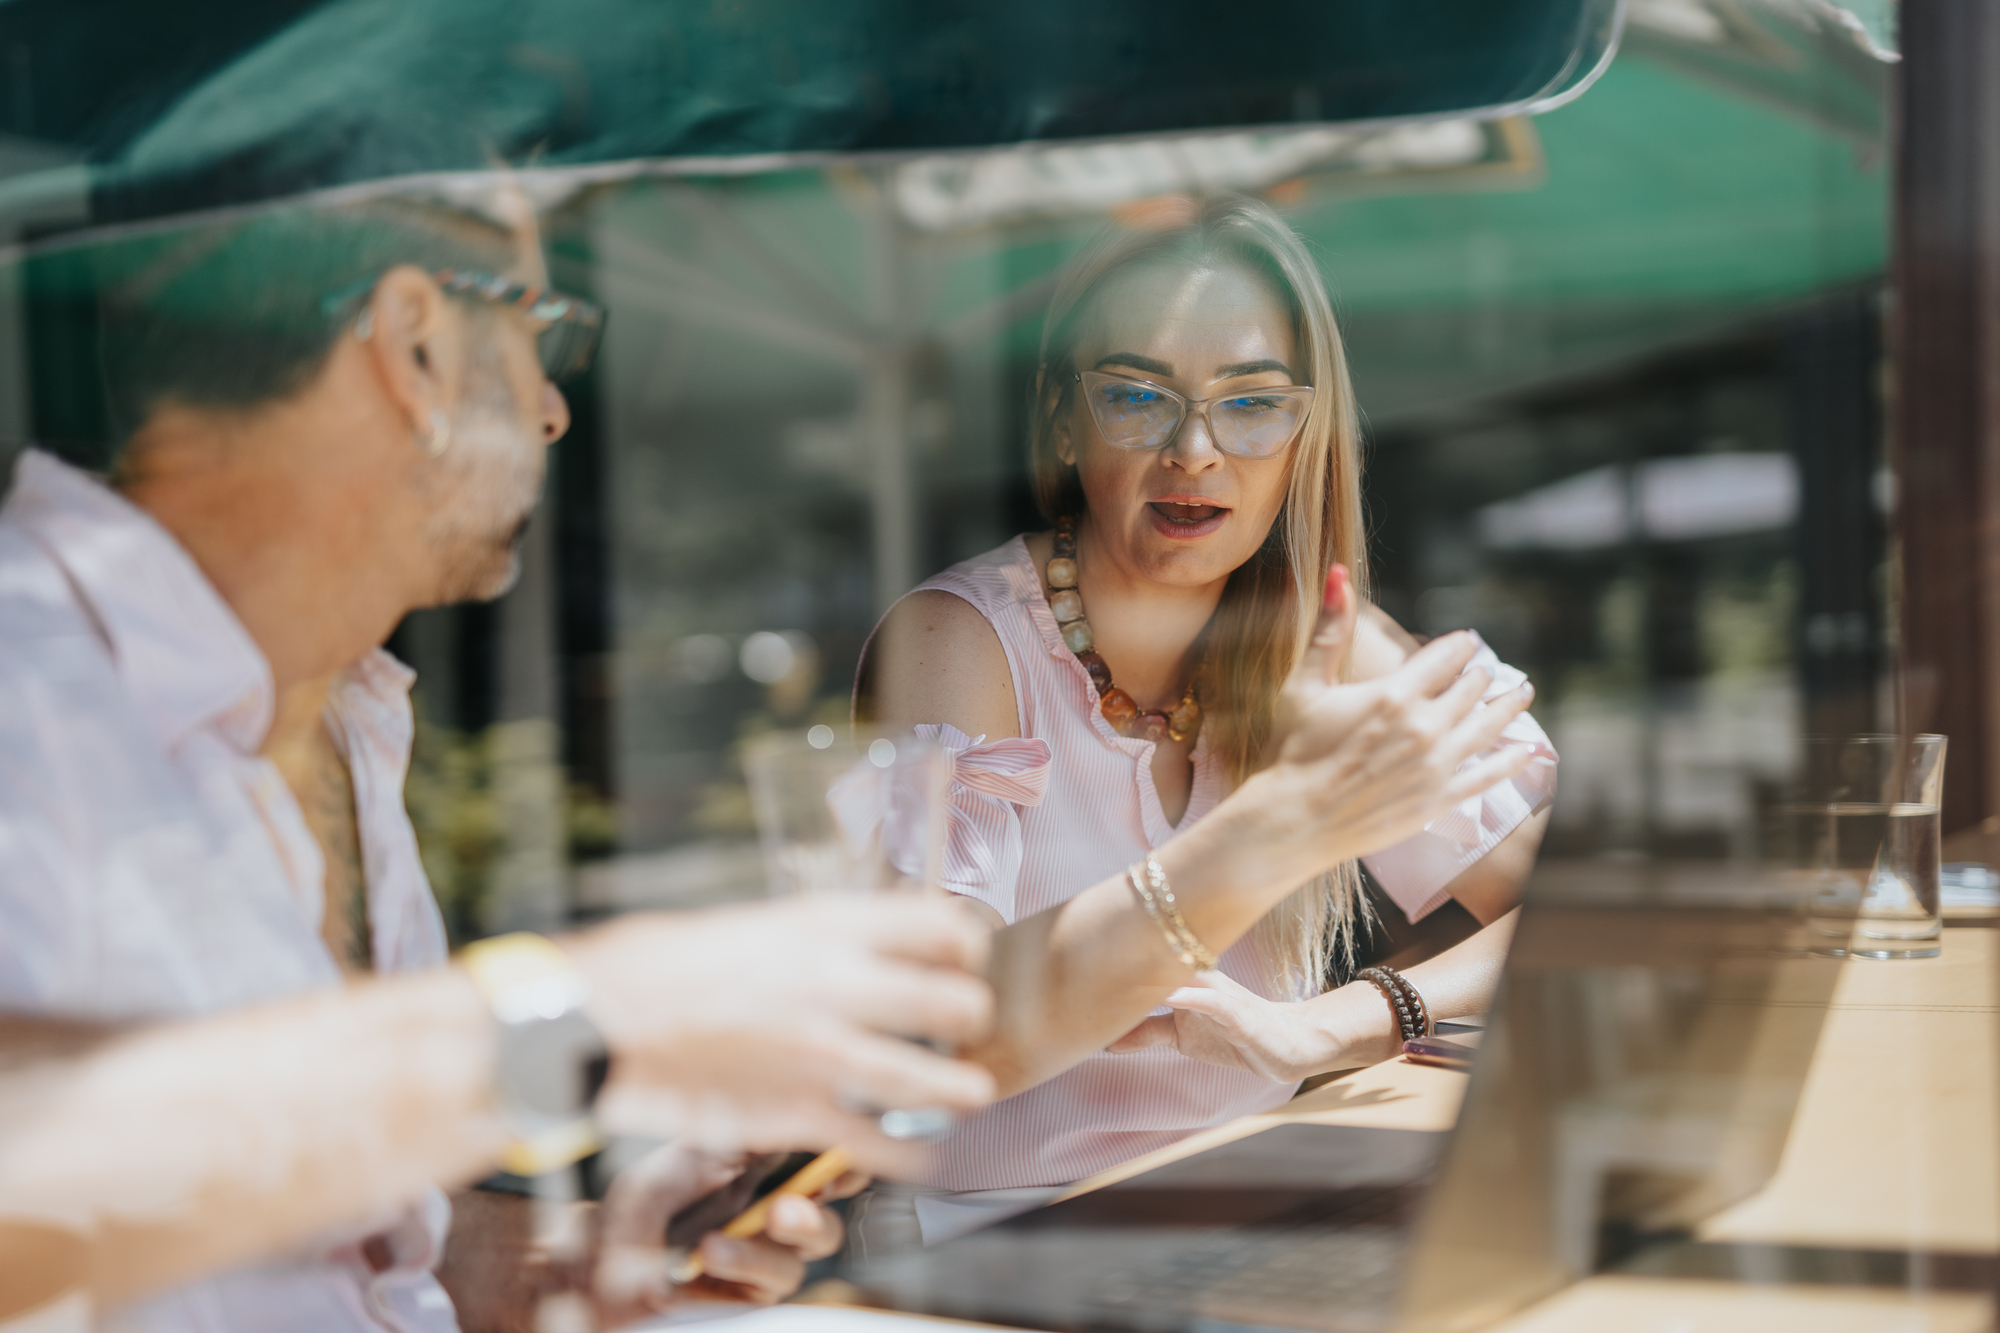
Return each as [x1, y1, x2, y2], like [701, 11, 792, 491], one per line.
[1146, 500, 1229, 539]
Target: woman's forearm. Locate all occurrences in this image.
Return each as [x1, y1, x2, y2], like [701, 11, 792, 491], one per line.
[971, 798, 1540, 1099]
[1401, 907, 1518, 1021]
[966, 619, 1536, 1098]
[1286, 909, 1522, 1076]
[971, 796, 1323, 1096]
[0, 971, 503, 1314]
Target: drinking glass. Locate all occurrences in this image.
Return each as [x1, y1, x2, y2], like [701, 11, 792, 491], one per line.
[1790, 734, 1946, 960]
[743, 725, 954, 1137]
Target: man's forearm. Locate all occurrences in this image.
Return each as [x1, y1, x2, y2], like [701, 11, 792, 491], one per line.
[0, 969, 504, 1314]
[0, 895, 1002, 1319]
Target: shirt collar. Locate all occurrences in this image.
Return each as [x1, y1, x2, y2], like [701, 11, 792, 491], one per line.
[3, 450, 274, 754]
[343, 644, 417, 698]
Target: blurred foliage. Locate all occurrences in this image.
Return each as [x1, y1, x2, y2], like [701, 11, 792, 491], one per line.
[1701, 558, 1796, 677]
[405, 709, 623, 943]
[567, 783, 621, 862]
[690, 692, 855, 839]
[405, 713, 502, 943]
[692, 779, 758, 838]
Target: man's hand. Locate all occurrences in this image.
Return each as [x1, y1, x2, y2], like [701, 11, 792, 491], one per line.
[435, 1190, 581, 1333]
[440, 1147, 868, 1333]
[593, 1145, 864, 1324]
[561, 896, 996, 1178]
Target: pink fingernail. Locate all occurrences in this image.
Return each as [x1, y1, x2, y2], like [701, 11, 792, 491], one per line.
[1323, 564, 1349, 612]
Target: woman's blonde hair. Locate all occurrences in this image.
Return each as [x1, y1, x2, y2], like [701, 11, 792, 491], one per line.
[1030, 193, 1369, 993]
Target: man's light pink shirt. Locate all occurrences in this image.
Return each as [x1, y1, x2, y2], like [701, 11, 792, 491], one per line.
[0, 451, 456, 1333]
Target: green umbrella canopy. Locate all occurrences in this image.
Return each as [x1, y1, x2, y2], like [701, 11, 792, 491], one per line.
[567, 41, 1886, 428]
[0, 0, 1619, 232]
[0, 0, 1887, 461]
[1311, 50, 1889, 420]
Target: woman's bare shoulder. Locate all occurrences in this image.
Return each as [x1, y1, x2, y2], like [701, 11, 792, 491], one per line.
[857, 589, 1022, 740]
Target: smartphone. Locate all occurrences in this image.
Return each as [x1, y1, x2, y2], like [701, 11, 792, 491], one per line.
[1402, 1033, 1480, 1071]
[663, 1151, 817, 1248]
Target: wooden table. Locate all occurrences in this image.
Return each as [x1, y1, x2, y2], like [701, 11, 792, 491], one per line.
[1488, 920, 1997, 1330]
[1025, 919, 1996, 1330]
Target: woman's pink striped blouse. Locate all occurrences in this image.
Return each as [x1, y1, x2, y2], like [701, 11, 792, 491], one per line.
[904, 536, 1558, 1192]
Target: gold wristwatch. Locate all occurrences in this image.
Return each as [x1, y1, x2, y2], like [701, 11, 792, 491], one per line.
[459, 932, 609, 1177]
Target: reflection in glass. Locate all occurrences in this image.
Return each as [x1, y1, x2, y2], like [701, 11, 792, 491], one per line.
[0, 9, 1928, 1324]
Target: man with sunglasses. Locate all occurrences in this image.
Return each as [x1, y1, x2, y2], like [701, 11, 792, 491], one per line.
[0, 190, 995, 1330]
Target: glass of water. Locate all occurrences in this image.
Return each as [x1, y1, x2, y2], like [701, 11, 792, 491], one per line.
[743, 725, 955, 1137]
[1791, 734, 1947, 960]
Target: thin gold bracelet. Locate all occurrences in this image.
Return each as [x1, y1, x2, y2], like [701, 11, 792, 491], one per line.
[1145, 854, 1220, 971]
[1127, 864, 1211, 970]
[1126, 863, 1184, 966]
[1130, 855, 1220, 971]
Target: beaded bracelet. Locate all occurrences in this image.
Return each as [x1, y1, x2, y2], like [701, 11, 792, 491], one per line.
[1385, 966, 1431, 1039]
[1392, 969, 1431, 1040]
[1126, 856, 1220, 971]
[1357, 965, 1432, 1043]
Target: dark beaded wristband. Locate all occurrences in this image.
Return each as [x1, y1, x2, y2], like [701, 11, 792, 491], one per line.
[1358, 965, 1431, 1044]
[1382, 967, 1431, 1038]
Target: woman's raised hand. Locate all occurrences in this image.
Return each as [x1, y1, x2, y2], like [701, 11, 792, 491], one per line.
[1231, 565, 1536, 889]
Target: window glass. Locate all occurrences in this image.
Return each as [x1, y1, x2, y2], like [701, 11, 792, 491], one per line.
[3, 6, 1963, 1324]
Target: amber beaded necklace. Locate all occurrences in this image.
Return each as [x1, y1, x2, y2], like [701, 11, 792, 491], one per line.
[1045, 515, 1204, 745]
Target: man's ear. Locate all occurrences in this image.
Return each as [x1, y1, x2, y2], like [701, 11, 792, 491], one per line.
[360, 265, 464, 435]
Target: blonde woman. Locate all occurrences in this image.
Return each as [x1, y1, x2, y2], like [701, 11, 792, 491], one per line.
[859, 195, 1555, 1211]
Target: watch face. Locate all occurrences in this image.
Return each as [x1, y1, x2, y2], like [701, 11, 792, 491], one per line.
[500, 1007, 609, 1119]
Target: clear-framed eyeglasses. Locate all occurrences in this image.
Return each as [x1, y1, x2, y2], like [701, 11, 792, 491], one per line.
[322, 268, 606, 382]
[1076, 370, 1315, 460]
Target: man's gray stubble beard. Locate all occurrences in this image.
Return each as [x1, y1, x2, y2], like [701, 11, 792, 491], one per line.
[421, 327, 547, 606]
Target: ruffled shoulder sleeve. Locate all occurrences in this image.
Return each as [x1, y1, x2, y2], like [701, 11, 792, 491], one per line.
[1360, 638, 1558, 923]
[914, 723, 1051, 925]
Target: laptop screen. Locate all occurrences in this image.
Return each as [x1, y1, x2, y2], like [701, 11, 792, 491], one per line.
[1398, 866, 1843, 1329]
[844, 865, 1842, 1333]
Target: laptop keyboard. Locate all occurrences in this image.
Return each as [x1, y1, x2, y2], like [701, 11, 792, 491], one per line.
[1087, 1184, 1423, 1332]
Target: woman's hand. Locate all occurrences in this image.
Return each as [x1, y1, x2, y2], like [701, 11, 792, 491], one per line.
[1220, 566, 1537, 889]
[1103, 970, 1317, 1081]
[1102, 971, 1402, 1081]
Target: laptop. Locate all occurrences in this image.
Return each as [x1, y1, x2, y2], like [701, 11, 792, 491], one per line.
[843, 866, 1847, 1333]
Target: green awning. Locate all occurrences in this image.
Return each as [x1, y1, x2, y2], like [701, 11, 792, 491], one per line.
[0, 1, 1891, 448]
[0, 0, 1619, 233]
